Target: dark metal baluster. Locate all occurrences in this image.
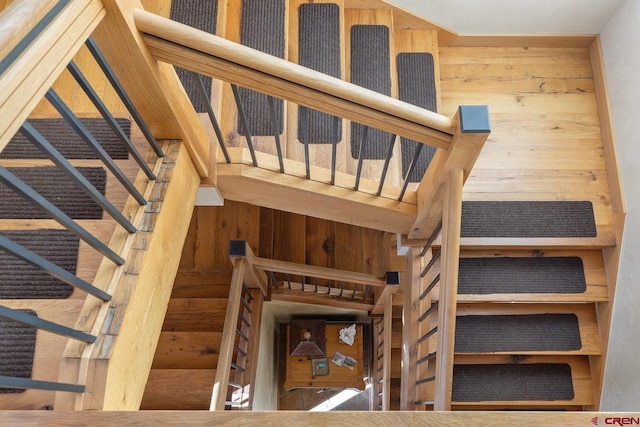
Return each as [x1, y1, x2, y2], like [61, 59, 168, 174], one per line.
[267, 96, 285, 173]
[194, 73, 231, 163]
[363, 285, 372, 301]
[20, 122, 136, 233]
[420, 221, 443, 257]
[0, 376, 84, 393]
[419, 301, 439, 322]
[269, 271, 279, 288]
[85, 37, 163, 157]
[0, 305, 96, 343]
[420, 248, 441, 278]
[231, 85, 258, 167]
[417, 326, 438, 344]
[0, 167, 124, 266]
[354, 126, 369, 191]
[45, 89, 146, 205]
[331, 117, 340, 185]
[377, 134, 397, 196]
[0, 234, 112, 301]
[398, 144, 423, 201]
[419, 274, 440, 301]
[299, 107, 311, 179]
[66, 60, 156, 180]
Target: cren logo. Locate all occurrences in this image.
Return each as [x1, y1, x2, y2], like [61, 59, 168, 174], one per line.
[592, 418, 599, 426]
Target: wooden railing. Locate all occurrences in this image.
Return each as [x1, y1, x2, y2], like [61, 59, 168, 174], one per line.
[0, 0, 207, 409]
[371, 293, 393, 411]
[132, 9, 489, 237]
[402, 168, 464, 411]
[211, 241, 266, 410]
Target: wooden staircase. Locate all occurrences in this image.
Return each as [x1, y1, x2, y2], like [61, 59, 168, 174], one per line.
[0, 0, 619, 415]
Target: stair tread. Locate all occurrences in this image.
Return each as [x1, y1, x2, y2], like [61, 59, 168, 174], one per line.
[162, 298, 228, 332]
[453, 355, 593, 406]
[152, 331, 223, 369]
[140, 368, 216, 410]
[456, 303, 600, 355]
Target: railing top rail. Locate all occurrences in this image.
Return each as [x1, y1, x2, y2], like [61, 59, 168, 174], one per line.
[133, 9, 457, 148]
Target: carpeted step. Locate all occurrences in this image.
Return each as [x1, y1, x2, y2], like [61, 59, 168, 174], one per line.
[1, 118, 130, 160]
[455, 314, 582, 352]
[397, 52, 437, 181]
[0, 310, 37, 393]
[0, 166, 105, 219]
[452, 363, 574, 402]
[170, 0, 218, 113]
[297, 3, 341, 144]
[461, 201, 597, 238]
[458, 256, 587, 294]
[236, 0, 286, 136]
[0, 229, 77, 299]
[350, 25, 393, 159]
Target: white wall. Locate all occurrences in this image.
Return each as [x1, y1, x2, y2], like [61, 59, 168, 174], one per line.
[598, 0, 640, 411]
[395, 0, 624, 34]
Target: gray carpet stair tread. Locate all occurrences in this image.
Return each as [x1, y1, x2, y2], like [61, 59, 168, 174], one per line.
[452, 363, 575, 402]
[1, 118, 130, 160]
[397, 52, 437, 182]
[297, 3, 342, 144]
[350, 25, 393, 159]
[0, 167, 105, 220]
[236, 0, 286, 136]
[461, 201, 597, 238]
[0, 229, 77, 299]
[455, 314, 582, 352]
[458, 256, 587, 294]
[170, 0, 218, 113]
[0, 310, 37, 393]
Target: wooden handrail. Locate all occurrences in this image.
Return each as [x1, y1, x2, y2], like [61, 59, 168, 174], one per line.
[0, 0, 105, 153]
[252, 257, 388, 287]
[433, 168, 463, 411]
[133, 8, 456, 148]
[211, 257, 245, 410]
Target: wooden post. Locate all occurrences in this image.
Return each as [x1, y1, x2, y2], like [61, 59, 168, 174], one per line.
[410, 106, 490, 239]
[381, 293, 393, 411]
[433, 168, 463, 411]
[401, 247, 422, 410]
[211, 258, 245, 410]
[370, 272, 400, 315]
[246, 290, 264, 409]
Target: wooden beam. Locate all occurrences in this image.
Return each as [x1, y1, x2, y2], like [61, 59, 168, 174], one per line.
[217, 156, 417, 235]
[133, 9, 456, 148]
[0, 0, 105, 153]
[433, 168, 463, 411]
[211, 258, 244, 410]
[92, 0, 211, 179]
[410, 106, 490, 239]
